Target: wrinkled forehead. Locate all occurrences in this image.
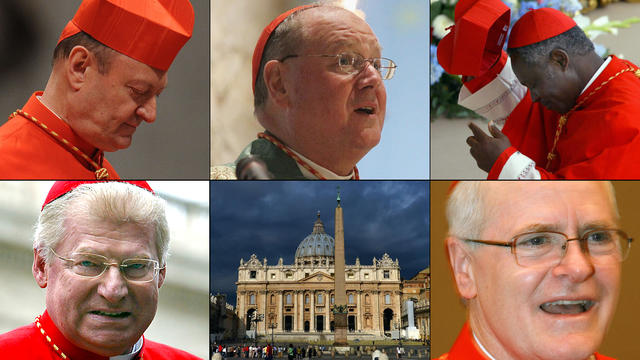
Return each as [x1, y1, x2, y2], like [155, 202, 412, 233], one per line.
[298, 7, 382, 55]
[480, 181, 618, 236]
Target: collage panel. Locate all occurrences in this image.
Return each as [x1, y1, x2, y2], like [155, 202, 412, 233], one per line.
[430, 181, 640, 359]
[210, 181, 430, 358]
[430, 0, 640, 179]
[211, 0, 429, 180]
[0, 181, 209, 358]
[0, 0, 210, 179]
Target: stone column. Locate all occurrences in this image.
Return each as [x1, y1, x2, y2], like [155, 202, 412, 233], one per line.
[298, 291, 304, 332]
[277, 291, 283, 331]
[356, 292, 361, 331]
[310, 290, 315, 331]
[325, 292, 331, 331]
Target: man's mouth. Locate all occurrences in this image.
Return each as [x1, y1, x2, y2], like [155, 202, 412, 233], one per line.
[90, 310, 131, 318]
[355, 106, 375, 115]
[540, 300, 595, 315]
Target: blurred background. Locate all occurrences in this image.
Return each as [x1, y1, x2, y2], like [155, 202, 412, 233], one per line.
[430, 181, 640, 359]
[0, 181, 209, 358]
[0, 0, 210, 178]
[211, 0, 429, 179]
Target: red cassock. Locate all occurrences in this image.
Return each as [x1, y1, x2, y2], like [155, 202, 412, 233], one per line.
[0, 311, 201, 359]
[0, 91, 119, 180]
[436, 322, 615, 360]
[488, 56, 640, 179]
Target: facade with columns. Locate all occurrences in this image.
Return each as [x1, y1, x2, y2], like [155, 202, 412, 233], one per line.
[235, 215, 402, 340]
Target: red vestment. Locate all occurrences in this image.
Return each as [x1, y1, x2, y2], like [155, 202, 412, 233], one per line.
[488, 56, 640, 179]
[0, 91, 119, 179]
[436, 322, 615, 360]
[0, 310, 201, 359]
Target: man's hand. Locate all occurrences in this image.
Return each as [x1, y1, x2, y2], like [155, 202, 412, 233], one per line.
[466, 122, 511, 173]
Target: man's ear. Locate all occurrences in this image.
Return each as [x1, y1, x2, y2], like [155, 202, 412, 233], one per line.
[157, 266, 166, 289]
[446, 236, 477, 299]
[263, 60, 289, 107]
[32, 248, 48, 289]
[65, 45, 94, 91]
[549, 48, 569, 71]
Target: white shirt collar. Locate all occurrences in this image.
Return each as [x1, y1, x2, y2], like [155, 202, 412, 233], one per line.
[288, 147, 355, 180]
[471, 330, 498, 360]
[581, 56, 611, 95]
[110, 337, 143, 360]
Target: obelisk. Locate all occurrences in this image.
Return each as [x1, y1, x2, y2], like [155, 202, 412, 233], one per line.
[333, 187, 348, 347]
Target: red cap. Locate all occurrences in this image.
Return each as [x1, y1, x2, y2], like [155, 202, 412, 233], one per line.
[58, 0, 194, 71]
[436, 0, 510, 76]
[42, 181, 154, 211]
[251, 5, 317, 94]
[507, 8, 576, 49]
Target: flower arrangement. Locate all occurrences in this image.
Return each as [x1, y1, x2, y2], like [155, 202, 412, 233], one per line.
[430, 0, 640, 119]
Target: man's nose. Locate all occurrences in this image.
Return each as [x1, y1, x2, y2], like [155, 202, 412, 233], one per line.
[136, 96, 157, 123]
[97, 265, 129, 303]
[552, 239, 595, 282]
[356, 61, 383, 88]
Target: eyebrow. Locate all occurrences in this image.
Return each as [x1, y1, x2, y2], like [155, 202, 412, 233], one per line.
[512, 223, 563, 235]
[71, 248, 153, 259]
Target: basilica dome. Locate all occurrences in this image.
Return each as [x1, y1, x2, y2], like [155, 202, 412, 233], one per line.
[295, 212, 335, 260]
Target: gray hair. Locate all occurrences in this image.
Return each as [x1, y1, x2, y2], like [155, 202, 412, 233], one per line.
[253, 7, 311, 112]
[446, 181, 619, 243]
[34, 182, 169, 266]
[507, 26, 594, 66]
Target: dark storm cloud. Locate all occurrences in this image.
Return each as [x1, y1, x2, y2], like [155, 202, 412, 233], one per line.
[210, 181, 429, 305]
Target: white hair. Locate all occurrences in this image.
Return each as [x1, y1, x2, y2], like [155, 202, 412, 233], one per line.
[34, 182, 169, 265]
[446, 181, 619, 242]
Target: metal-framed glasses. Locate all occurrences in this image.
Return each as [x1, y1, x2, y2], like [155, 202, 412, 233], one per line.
[465, 229, 632, 267]
[280, 52, 397, 80]
[49, 247, 164, 283]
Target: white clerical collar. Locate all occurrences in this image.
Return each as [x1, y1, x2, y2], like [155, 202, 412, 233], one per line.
[471, 330, 498, 360]
[288, 147, 355, 180]
[110, 337, 143, 360]
[581, 56, 611, 95]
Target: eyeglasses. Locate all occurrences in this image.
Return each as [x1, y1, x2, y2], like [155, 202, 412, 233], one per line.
[465, 229, 632, 267]
[49, 247, 164, 283]
[280, 52, 397, 80]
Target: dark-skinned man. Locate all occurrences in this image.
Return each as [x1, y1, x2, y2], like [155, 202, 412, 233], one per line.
[439, 4, 640, 179]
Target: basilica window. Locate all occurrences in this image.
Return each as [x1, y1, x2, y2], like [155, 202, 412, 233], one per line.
[286, 272, 293, 279]
[270, 273, 276, 279]
[383, 270, 390, 279]
[385, 293, 391, 304]
[365, 294, 370, 305]
[364, 273, 369, 279]
[305, 295, 310, 304]
[317, 294, 323, 304]
[270, 294, 275, 305]
[250, 271, 257, 279]
[348, 294, 354, 304]
[250, 294, 256, 305]
[331, 295, 335, 305]
[286, 294, 292, 304]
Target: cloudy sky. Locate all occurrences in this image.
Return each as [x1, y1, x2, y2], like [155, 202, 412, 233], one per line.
[210, 181, 429, 305]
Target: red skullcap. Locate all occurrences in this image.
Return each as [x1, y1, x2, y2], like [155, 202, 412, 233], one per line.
[251, 4, 317, 94]
[507, 8, 576, 49]
[436, 0, 510, 76]
[42, 181, 155, 211]
[58, 0, 194, 71]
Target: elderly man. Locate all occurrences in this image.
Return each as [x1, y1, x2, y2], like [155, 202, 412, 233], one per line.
[439, 181, 629, 359]
[211, 4, 395, 180]
[438, 3, 640, 179]
[0, 181, 201, 359]
[0, 0, 194, 179]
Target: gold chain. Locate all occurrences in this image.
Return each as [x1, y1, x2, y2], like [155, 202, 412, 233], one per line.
[35, 315, 144, 359]
[545, 66, 640, 170]
[8, 109, 110, 179]
[257, 132, 359, 180]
